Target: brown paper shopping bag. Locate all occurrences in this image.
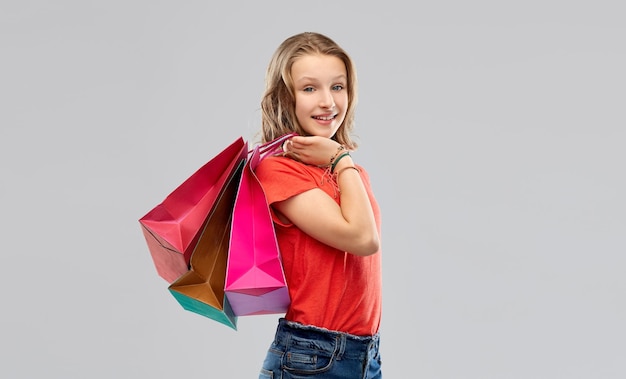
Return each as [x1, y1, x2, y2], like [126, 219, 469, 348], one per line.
[167, 158, 245, 330]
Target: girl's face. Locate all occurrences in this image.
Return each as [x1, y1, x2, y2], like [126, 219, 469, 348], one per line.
[291, 54, 348, 138]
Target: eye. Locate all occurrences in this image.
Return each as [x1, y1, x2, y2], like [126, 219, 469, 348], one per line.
[303, 86, 315, 92]
[332, 84, 345, 91]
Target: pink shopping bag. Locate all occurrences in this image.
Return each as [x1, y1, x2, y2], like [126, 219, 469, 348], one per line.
[224, 133, 295, 316]
[139, 137, 247, 283]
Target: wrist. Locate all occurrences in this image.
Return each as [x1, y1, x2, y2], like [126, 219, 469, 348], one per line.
[334, 165, 360, 179]
[324, 144, 346, 168]
[331, 151, 351, 173]
[332, 154, 354, 173]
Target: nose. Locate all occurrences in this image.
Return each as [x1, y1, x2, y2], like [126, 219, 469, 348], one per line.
[319, 89, 335, 109]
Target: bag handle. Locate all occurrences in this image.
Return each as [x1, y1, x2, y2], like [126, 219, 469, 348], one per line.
[247, 132, 298, 170]
[256, 132, 298, 157]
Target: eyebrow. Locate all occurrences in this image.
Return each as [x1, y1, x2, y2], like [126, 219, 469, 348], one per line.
[295, 75, 347, 83]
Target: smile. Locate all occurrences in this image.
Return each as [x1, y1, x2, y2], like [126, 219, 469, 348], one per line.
[312, 114, 336, 121]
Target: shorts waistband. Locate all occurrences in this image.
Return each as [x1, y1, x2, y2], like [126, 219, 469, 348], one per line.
[274, 318, 379, 360]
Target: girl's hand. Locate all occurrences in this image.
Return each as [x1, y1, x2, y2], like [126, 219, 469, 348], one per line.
[283, 135, 344, 167]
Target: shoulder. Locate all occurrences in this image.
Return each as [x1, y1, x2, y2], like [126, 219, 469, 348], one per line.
[255, 156, 323, 203]
[257, 155, 299, 170]
[256, 156, 315, 177]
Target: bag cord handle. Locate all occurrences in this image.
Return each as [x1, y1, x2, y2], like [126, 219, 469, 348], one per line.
[255, 132, 298, 157]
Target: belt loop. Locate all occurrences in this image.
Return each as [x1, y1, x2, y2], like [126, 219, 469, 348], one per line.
[367, 335, 379, 355]
[275, 319, 290, 347]
[335, 333, 346, 360]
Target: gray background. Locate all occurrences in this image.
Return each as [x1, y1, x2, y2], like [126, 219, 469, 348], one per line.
[2, 1, 624, 378]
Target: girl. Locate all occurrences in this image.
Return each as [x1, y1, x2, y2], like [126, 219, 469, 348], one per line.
[255, 32, 383, 378]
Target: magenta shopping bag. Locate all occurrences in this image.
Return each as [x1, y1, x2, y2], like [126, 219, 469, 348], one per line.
[224, 134, 295, 316]
[139, 137, 247, 283]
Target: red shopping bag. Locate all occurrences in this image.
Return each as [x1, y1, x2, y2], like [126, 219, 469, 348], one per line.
[225, 134, 295, 316]
[139, 137, 247, 283]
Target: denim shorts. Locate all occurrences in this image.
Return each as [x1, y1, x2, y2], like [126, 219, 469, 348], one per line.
[259, 318, 382, 378]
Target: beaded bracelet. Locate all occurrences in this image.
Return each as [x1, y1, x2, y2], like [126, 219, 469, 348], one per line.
[326, 145, 346, 167]
[334, 166, 360, 178]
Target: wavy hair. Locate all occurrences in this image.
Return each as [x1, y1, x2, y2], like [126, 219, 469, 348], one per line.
[260, 32, 359, 149]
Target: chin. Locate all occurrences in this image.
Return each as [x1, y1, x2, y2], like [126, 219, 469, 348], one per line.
[304, 127, 339, 139]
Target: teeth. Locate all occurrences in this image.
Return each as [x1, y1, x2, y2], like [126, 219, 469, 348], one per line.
[314, 115, 334, 121]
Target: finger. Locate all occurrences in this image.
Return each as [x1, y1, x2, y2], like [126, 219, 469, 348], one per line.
[290, 136, 311, 147]
[281, 139, 293, 152]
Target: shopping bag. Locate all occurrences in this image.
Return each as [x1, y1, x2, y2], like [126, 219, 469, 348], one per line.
[139, 137, 247, 283]
[225, 133, 295, 316]
[167, 159, 245, 330]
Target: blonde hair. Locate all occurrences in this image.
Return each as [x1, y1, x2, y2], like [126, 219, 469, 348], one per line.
[260, 32, 359, 149]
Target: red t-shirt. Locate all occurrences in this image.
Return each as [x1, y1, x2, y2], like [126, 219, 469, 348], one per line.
[255, 156, 382, 336]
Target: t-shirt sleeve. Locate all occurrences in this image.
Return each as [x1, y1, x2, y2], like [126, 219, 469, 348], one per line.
[255, 156, 320, 206]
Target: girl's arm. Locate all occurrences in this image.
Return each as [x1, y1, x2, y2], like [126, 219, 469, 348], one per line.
[273, 136, 379, 256]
